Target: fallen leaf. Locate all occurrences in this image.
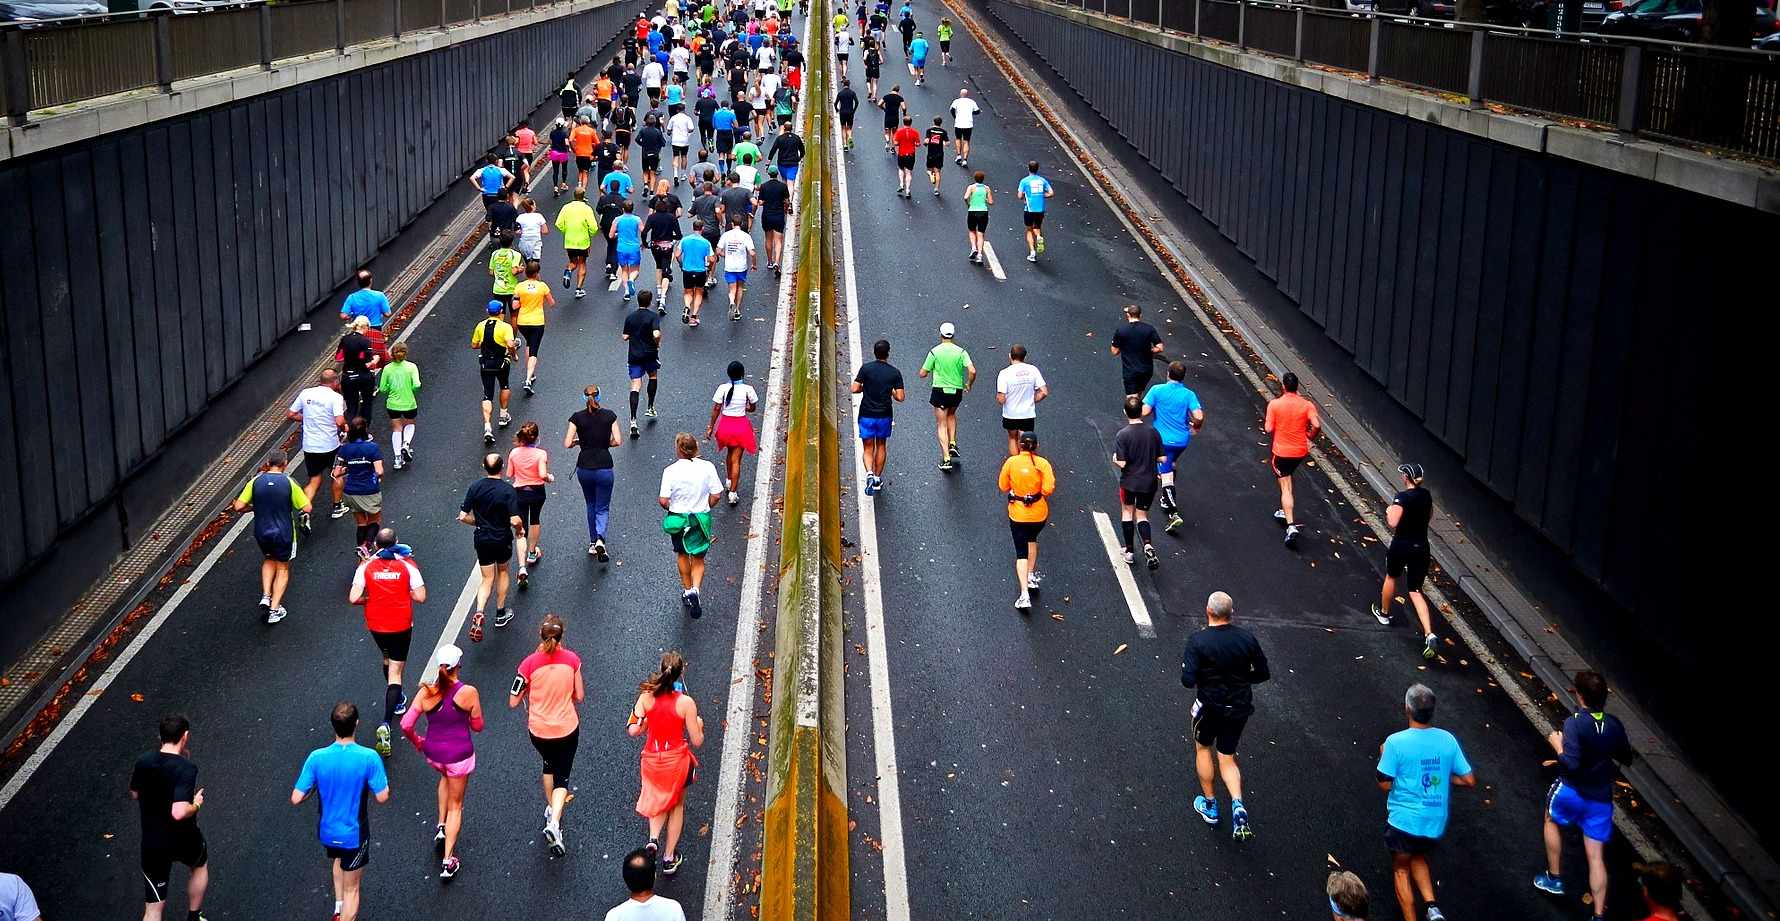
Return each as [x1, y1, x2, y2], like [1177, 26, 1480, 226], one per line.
[1113, 644, 1128, 656]
[1049, 612, 1064, 621]
[129, 693, 145, 702]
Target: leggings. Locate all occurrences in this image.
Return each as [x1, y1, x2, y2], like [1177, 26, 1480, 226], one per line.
[576, 466, 615, 542]
[551, 158, 569, 186]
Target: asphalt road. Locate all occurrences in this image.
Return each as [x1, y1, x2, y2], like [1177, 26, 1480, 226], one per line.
[0, 23, 802, 916]
[833, 8, 1655, 920]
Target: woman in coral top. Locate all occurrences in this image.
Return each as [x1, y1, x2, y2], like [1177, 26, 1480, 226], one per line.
[627, 651, 705, 876]
[507, 422, 554, 586]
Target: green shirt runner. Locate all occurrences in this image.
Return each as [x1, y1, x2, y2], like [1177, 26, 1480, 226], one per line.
[378, 360, 422, 412]
[937, 22, 953, 41]
[921, 342, 972, 393]
[490, 247, 522, 296]
[966, 182, 990, 211]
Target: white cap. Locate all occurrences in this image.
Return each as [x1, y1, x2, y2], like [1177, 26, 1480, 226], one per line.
[939, 322, 955, 339]
[436, 644, 464, 670]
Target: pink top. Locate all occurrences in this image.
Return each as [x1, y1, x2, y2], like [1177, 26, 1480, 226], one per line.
[516, 127, 537, 154]
[517, 647, 582, 739]
[643, 691, 687, 753]
[508, 445, 549, 487]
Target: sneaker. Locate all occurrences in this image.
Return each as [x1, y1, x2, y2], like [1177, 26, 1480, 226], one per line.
[659, 851, 685, 876]
[544, 821, 566, 856]
[1372, 602, 1393, 625]
[517, 569, 530, 591]
[391, 456, 403, 471]
[468, 611, 486, 643]
[630, 420, 641, 437]
[330, 502, 349, 519]
[439, 856, 460, 880]
[1231, 801, 1253, 840]
[258, 595, 271, 618]
[1026, 252, 1037, 262]
[864, 477, 877, 497]
[937, 458, 954, 471]
[688, 592, 703, 619]
[1283, 524, 1301, 548]
[393, 692, 409, 716]
[434, 823, 447, 853]
[297, 510, 312, 534]
[1035, 234, 1046, 254]
[526, 548, 540, 565]
[1532, 872, 1566, 896]
[498, 411, 512, 428]
[374, 723, 392, 757]
[1272, 509, 1287, 525]
[1144, 545, 1160, 571]
[1193, 795, 1219, 825]
[588, 541, 598, 557]
[968, 251, 980, 264]
[730, 306, 742, 321]
[1122, 548, 1135, 564]
[1165, 512, 1183, 534]
[1014, 593, 1031, 612]
[948, 443, 960, 459]
[1025, 570, 1043, 589]
[954, 155, 963, 165]
[483, 428, 495, 445]
[355, 542, 373, 561]
[646, 839, 660, 855]
[494, 607, 514, 628]
[562, 269, 573, 289]
[594, 539, 609, 562]
[575, 288, 587, 299]
[524, 378, 536, 396]
[645, 406, 658, 418]
[1423, 633, 1438, 660]
[1425, 908, 1446, 921]
[401, 445, 414, 465]
[266, 606, 288, 625]
[728, 490, 739, 506]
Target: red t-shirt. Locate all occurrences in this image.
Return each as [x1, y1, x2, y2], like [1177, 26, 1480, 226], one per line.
[353, 556, 423, 634]
[1265, 391, 1317, 458]
[893, 126, 920, 156]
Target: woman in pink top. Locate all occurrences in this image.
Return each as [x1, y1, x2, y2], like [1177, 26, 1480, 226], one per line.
[628, 651, 705, 876]
[509, 613, 584, 856]
[515, 120, 537, 156]
[507, 422, 554, 584]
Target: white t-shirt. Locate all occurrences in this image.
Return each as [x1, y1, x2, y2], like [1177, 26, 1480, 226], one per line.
[835, 30, 854, 52]
[515, 212, 548, 252]
[604, 894, 687, 921]
[712, 381, 759, 416]
[735, 163, 759, 187]
[643, 61, 665, 88]
[659, 458, 725, 513]
[756, 46, 776, 69]
[719, 228, 755, 271]
[670, 45, 692, 73]
[759, 72, 781, 99]
[290, 385, 347, 454]
[950, 96, 979, 129]
[996, 362, 1047, 419]
[669, 112, 698, 146]
[751, 0, 767, 10]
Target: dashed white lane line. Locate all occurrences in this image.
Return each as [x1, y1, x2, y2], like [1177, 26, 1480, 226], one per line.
[981, 239, 1007, 281]
[1091, 511, 1156, 639]
[422, 561, 486, 676]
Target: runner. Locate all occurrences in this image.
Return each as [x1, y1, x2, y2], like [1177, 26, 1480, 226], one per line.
[349, 528, 423, 758]
[548, 117, 573, 196]
[1534, 670, 1635, 921]
[471, 154, 514, 218]
[498, 133, 525, 195]
[891, 115, 919, 198]
[917, 322, 974, 471]
[996, 432, 1055, 613]
[1181, 590, 1270, 839]
[772, 77, 797, 128]
[1015, 160, 1053, 262]
[835, 23, 855, 71]
[994, 344, 1048, 456]
[1377, 684, 1476, 921]
[1371, 463, 1439, 658]
[852, 338, 905, 496]
[897, 8, 915, 56]
[696, 84, 720, 150]
[718, 216, 757, 321]
[835, 77, 859, 150]
[511, 261, 554, 396]
[668, 105, 699, 183]
[878, 83, 905, 150]
[459, 453, 523, 642]
[712, 100, 738, 174]
[937, 16, 954, 65]
[658, 434, 725, 618]
[645, 196, 684, 305]
[767, 120, 805, 187]
[1142, 361, 1204, 534]
[470, 303, 516, 445]
[560, 74, 580, 120]
[337, 315, 381, 425]
[508, 422, 555, 590]
[863, 40, 883, 100]
[399, 648, 484, 880]
[331, 417, 384, 558]
[489, 233, 523, 320]
[287, 369, 348, 516]
[676, 218, 717, 325]
[962, 170, 992, 263]
[921, 116, 948, 196]
[570, 116, 599, 191]
[598, 178, 628, 285]
[908, 29, 929, 85]
[733, 130, 763, 186]
[1109, 303, 1164, 397]
[131, 714, 208, 921]
[290, 701, 389, 921]
[612, 95, 638, 166]
[511, 614, 585, 857]
[515, 197, 550, 263]
[755, 165, 792, 273]
[555, 188, 599, 298]
[566, 386, 623, 561]
[230, 452, 308, 624]
[623, 292, 665, 437]
[627, 651, 707, 873]
[378, 342, 420, 471]
[1263, 372, 1320, 548]
[638, 113, 668, 193]
[706, 361, 759, 507]
[1112, 395, 1165, 569]
[612, 200, 645, 302]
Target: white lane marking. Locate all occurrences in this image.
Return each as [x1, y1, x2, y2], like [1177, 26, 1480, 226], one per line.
[0, 514, 254, 812]
[702, 58, 810, 921]
[1090, 511, 1155, 639]
[395, 238, 489, 347]
[421, 561, 486, 677]
[832, 34, 913, 921]
[980, 239, 1006, 281]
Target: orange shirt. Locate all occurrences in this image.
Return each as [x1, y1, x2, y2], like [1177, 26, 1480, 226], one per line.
[594, 77, 615, 101]
[997, 451, 1056, 523]
[1265, 391, 1317, 458]
[571, 124, 598, 158]
[764, 16, 780, 34]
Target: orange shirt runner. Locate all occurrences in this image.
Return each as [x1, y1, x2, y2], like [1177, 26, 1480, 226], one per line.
[1265, 390, 1319, 459]
[998, 451, 1056, 523]
[571, 123, 598, 158]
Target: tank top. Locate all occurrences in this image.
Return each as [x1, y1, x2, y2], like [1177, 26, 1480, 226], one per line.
[966, 183, 989, 212]
[423, 680, 475, 763]
[478, 318, 509, 370]
[643, 691, 687, 753]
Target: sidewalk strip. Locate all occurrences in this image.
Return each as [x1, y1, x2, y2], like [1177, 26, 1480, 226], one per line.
[1090, 511, 1155, 639]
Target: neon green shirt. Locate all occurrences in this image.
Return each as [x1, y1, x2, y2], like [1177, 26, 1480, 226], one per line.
[937, 22, 953, 41]
[833, 12, 848, 30]
[377, 360, 421, 412]
[921, 341, 972, 393]
[490, 247, 522, 296]
[555, 201, 598, 251]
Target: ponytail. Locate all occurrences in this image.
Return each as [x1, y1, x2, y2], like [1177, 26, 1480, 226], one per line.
[539, 613, 565, 654]
[639, 651, 686, 695]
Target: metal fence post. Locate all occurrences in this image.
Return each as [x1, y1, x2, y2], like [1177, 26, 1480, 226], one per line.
[335, 0, 346, 53]
[258, 2, 273, 68]
[1465, 28, 1484, 107]
[2, 28, 33, 126]
[1193, 0, 1201, 34]
[1616, 43, 1641, 132]
[1156, 0, 1163, 26]
[153, 13, 174, 92]
[1127, 0, 1133, 20]
[1366, 14, 1380, 81]
[1293, 6, 1303, 59]
[394, 0, 404, 37]
[473, 0, 481, 22]
[438, 0, 447, 28]
[1237, 0, 1246, 47]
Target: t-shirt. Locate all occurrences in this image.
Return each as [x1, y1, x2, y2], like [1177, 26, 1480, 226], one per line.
[669, 111, 698, 146]
[602, 171, 635, 198]
[769, 133, 806, 166]
[624, 308, 662, 364]
[604, 893, 689, 921]
[638, 125, 667, 156]
[556, 201, 598, 250]
[518, 647, 584, 738]
[893, 125, 920, 156]
[239, 472, 307, 543]
[378, 360, 420, 412]
[1378, 726, 1473, 840]
[997, 452, 1056, 523]
[572, 124, 598, 157]
[1017, 173, 1052, 212]
[1390, 486, 1433, 550]
[921, 341, 971, 393]
[290, 386, 346, 454]
[720, 185, 755, 222]
[719, 227, 754, 272]
[461, 477, 520, 543]
[341, 289, 391, 327]
[335, 440, 381, 495]
[835, 87, 859, 115]
[293, 741, 388, 850]
[909, 36, 929, 60]
[854, 360, 904, 418]
[488, 200, 519, 236]
[131, 750, 201, 852]
[1555, 709, 1635, 802]
[835, 30, 854, 51]
[475, 164, 509, 195]
[923, 126, 948, 159]
[614, 214, 644, 254]
[490, 247, 522, 295]
[1113, 422, 1164, 494]
[1265, 391, 1316, 458]
[508, 445, 549, 488]
[352, 554, 423, 633]
[645, 211, 682, 251]
[679, 234, 714, 272]
[570, 408, 618, 470]
[1180, 623, 1270, 717]
[757, 179, 790, 215]
[514, 279, 551, 326]
[0, 873, 41, 921]
[713, 106, 738, 131]
[659, 457, 724, 513]
[995, 362, 1046, 419]
[515, 211, 548, 252]
[712, 380, 759, 417]
[880, 92, 904, 125]
[1111, 320, 1161, 376]
[1143, 381, 1202, 447]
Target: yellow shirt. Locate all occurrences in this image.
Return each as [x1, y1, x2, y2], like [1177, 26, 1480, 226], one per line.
[471, 317, 515, 350]
[514, 280, 551, 327]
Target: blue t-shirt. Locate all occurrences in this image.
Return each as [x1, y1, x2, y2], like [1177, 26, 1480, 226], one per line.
[647, 30, 665, 52]
[747, 31, 765, 51]
[336, 440, 382, 495]
[294, 741, 388, 849]
[666, 83, 685, 106]
[601, 171, 634, 198]
[909, 37, 929, 61]
[476, 164, 506, 195]
[1142, 381, 1202, 447]
[614, 214, 643, 253]
[1377, 727, 1473, 840]
[713, 107, 738, 131]
[1017, 174, 1052, 212]
[679, 234, 714, 271]
[246, 472, 302, 544]
[341, 289, 391, 328]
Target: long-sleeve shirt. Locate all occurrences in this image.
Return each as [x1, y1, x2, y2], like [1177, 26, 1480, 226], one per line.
[1180, 624, 1270, 718]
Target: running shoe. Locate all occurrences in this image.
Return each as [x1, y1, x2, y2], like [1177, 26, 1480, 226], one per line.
[1423, 633, 1438, 660]
[434, 824, 446, 853]
[484, 428, 496, 446]
[630, 419, 641, 437]
[562, 268, 574, 289]
[1035, 234, 1046, 254]
[728, 490, 739, 506]
[645, 406, 658, 418]
[1144, 545, 1160, 571]
[544, 821, 566, 857]
[1231, 802, 1253, 840]
[1532, 872, 1565, 896]
[948, 442, 960, 459]
[657, 301, 668, 316]
[932, 186, 939, 196]
[659, 852, 684, 876]
[937, 458, 954, 471]
[267, 606, 288, 625]
[595, 539, 609, 562]
[330, 502, 349, 519]
[588, 541, 598, 557]
[493, 607, 514, 628]
[374, 723, 392, 758]
[1283, 524, 1301, 548]
[258, 595, 271, 618]
[517, 569, 530, 590]
[1371, 603, 1393, 625]
[1014, 593, 1031, 612]
[1026, 570, 1043, 589]
[646, 838, 660, 855]
[297, 511, 312, 535]
[968, 251, 979, 264]
[575, 288, 587, 299]
[1425, 908, 1446, 921]
[498, 411, 513, 428]
[393, 692, 409, 716]
[954, 154, 963, 165]
[1193, 795, 1219, 825]
[391, 456, 403, 471]
[730, 306, 742, 321]
[683, 308, 691, 324]
[401, 445, 413, 465]
[439, 856, 460, 880]
[1122, 548, 1135, 564]
[961, 158, 968, 167]
[1026, 252, 1037, 262]
[526, 548, 540, 565]
[468, 611, 486, 643]
[1272, 509, 1287, 525]
[1165, 512, 1183, 534]
[524, 378, 536, 396]
[688, 592, 703, 619]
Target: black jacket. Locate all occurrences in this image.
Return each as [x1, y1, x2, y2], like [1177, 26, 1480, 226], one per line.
[1181, 624, 1270, 718]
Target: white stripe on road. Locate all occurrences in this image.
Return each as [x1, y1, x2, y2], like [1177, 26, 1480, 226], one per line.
[831, 33, 913, 921]
[1091, 511, 1155, 639]
[394, 239, 490, 348]
[422, 561, 487, 676]
[980, 239, 1007, 281]
[0, 514, 254, 812]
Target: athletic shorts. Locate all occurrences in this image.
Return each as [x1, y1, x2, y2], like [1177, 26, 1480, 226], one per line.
[1158, 442, 1187, 475]
[1385, 543, 1430, 592]
[303, 450, 337, 480]
[1270, 453, 1306, 478]
[652, 248, 675, 272]
[565, 247, 589, 261]
[388, 407, 419, 420]
[683, 269, 708, 289]
[929, 388, 962, 410]
[1009, 518, 1045, 559]
[474, 535, 513, 566]
[518, 324, 545, 354]
[896, 153, 916, 170]
[940, 39, 952, 51]
[142, 834, 208, 903]
[673, 144, 690, 158]
[257, 536, 296, 563]
[531, 728, 581, 780]
[628, 360, 660, 379]
[343, 492, 382, 516]
[926, 151, 944, 170]
[1122, 369, 1153, 397]
[1022, 211, 1045, 228]
[1001, 416, 1035, 432]
[725, 269, 749, 284]
[1384, 825, 1439, 855]
[516, 485, 547, 526]
[1546, 780, 1614, 842]
[780, 165, 799, 182]
[641, 153, 661, 172]
[617, 249, 642, 268]
[857, 415, 892, 441]
[480, 365, 511, 402]
[762, 212, 787, 233]
[371, 628, 412, 663]
[325, 839, 371, 871]
[966, 211, 988, 232]
[1119, 487, 1155, 511]
[955, 126, 971, 140]
[838, 113, 854, 127]
[576, 155, 593, 172]
[1192, 704, 1248, 755]
[716, 130, 735, 152]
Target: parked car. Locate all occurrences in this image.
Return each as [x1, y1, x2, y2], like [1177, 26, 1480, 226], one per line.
[1600, 0, 1777, 40]
[0, 0, 106, 20]
[1759, 26, 1780, 45]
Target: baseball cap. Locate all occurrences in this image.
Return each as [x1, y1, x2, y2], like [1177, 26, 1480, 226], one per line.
[766, 165, 779, 177]
[487, 300, 504, 315]
[939, 322, 955, 339]
[437, 644, 464, 670]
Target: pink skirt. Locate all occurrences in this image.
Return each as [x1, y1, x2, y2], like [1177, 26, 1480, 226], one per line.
[714, 414, 758, 454]
[426, 753, 476, 778]
[548, 149, 571, 163]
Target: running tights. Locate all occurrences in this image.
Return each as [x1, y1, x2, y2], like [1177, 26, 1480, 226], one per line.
[552, 159, 569, 186]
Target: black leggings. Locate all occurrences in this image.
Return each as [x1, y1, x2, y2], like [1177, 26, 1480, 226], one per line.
[342, 373, 376, 423]
[551, 157, 569, 186]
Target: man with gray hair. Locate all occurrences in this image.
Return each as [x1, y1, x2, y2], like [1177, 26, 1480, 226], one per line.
[1376, 684, 1475, 921]
[1181, 590, 1269, 840]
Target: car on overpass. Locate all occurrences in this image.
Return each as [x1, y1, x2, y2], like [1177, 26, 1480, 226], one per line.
[0, 0, 105, 20]
[1598, 0, 1778, 40]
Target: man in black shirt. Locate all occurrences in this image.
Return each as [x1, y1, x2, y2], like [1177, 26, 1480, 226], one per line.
[1373, 463, 1439, 660]
[644, 203, 682, 306]
[755, 166, 792, 273]
[718, 172, 755, 234]
[834, 77, 860, 149]
[1109, 303, 1164, 397]
[622, 292, 665, 437]
[767, 122, 806, 187]
[595, 135, 621, 185]
[1112, 395, 1165, 570]
[487, 188, 520, 245]
[922, 117, 948, 195]
[695, 94, 720, 149]
[597, 181, 628, 283]
[131, 714, 209, 919]
[878, 86, 905, 150]
[851, 338, 905, 495]
[691, 181, 724, 250]
[637, 114, 668, 191]
[1181, 590, 1269, 840]
[460, 453, 523, 641]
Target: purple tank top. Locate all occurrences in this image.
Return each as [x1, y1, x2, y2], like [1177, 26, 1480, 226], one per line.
[422, 680, 475, 764]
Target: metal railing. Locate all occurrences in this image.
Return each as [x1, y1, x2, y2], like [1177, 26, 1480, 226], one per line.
[2, 0, 573, 126]
[1056, 0, 1780, 161]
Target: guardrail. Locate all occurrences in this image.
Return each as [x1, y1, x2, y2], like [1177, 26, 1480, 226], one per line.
[1078, 0, 1780, 161]
[1, 0, 565, 126]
